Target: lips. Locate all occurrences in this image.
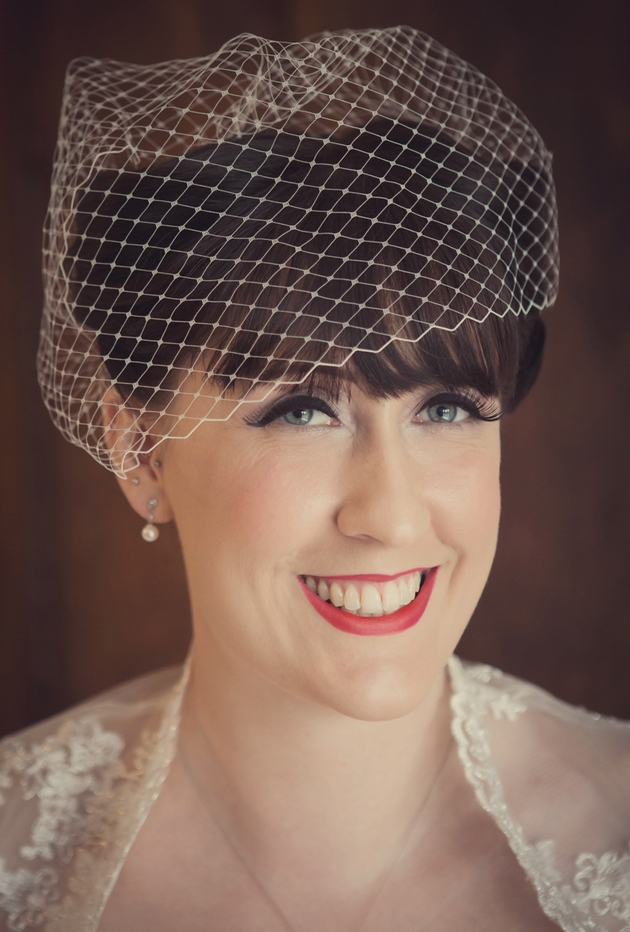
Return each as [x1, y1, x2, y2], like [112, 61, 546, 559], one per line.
[303, 570, 422, 616]
[298, 567, 438, 636]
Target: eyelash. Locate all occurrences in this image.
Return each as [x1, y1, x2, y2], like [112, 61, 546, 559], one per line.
[244, 391, 500, 428]
[244, 395, 338, 427]
[421, 392, 501, 423]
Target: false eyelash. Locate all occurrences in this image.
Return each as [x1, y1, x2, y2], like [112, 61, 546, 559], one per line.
[421, 391, 502, 422]
[243, 394, 339, 427]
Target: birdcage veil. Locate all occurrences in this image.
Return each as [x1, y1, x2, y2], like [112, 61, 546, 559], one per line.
[38, 26, 558, 474]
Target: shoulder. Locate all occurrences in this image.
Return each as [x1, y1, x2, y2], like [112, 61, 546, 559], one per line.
[450, 655, 630, 814]
[450, 655, 630, 766]
[0, 666, 184, 931]
[450, 656, 630, 932]
[450, 654, 630, 731]
[0, 665, 184, 813]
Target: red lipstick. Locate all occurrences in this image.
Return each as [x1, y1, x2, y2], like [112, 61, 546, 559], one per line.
[298, 567, 437, 636]
[322, 567, 425, 582]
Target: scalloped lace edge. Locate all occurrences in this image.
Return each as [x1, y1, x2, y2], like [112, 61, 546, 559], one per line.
[447, 656, 630, 932]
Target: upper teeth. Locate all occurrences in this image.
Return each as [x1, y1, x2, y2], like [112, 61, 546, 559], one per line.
[304, 572, 423, 617]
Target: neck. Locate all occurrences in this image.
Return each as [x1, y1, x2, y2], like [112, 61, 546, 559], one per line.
[178, 628, 453, 888]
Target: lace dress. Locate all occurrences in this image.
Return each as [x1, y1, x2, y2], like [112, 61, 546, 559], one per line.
[1, 658, 629, 931]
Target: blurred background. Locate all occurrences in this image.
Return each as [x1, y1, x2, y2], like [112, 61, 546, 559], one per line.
[1, 0, 629, 738]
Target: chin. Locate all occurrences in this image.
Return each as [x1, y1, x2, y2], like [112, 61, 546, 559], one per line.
[308, 657, 444, 722]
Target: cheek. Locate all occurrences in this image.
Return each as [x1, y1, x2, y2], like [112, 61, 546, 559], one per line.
[448, 458, 501, 552]
[414, 438, 500, 661]
[184, 441, 335, 568]
[426, 429, 501, 546]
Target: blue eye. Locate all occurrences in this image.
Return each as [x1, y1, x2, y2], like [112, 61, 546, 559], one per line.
[244, 395, 338, 428]
[428, 403, 456, 423]
[423, 403, 468, 423]
[283, 408, 314, 425]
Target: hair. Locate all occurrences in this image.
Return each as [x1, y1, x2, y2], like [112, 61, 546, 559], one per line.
[66, 118, 551, 418]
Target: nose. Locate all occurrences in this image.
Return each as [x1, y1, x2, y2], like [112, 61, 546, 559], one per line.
[335, 427, 431, 548]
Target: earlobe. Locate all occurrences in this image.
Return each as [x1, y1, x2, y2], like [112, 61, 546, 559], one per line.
[101, 387, 175, 526]
[114, 471, 175, 529]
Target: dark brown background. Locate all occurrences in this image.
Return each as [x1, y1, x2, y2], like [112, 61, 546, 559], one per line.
[1, 0, 629, 738]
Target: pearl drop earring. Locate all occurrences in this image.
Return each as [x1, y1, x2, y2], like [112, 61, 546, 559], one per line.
[141, 497, 159, 542]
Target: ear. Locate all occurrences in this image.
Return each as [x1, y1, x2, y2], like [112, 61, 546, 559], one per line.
[101, 386, 174, 525]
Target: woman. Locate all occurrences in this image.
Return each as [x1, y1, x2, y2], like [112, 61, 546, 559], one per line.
[1, 26, 629, 932]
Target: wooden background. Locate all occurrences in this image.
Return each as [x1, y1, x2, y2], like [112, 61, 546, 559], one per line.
[1, 0, 629, 738]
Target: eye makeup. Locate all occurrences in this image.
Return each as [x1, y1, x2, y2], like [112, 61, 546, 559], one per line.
[243, 385, 501, 429]
[415, 391, 502, 423]
[243, 394, 339, 428]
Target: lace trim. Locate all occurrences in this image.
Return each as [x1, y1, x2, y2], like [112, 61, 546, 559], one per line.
[569, 850, 630, 930]
[45, 725, 160, 932]
[2, 659, 628, 931]
[448, 656, 630, 932]
[0, 663, 189, 931]
[0, 862, 58, 931]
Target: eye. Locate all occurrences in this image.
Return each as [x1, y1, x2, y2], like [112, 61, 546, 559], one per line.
[282, 407, 333, 426]
[419, 402, 471, 424]
[244, 394, 339, 428]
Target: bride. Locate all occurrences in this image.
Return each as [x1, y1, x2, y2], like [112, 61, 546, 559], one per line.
[1, 25, 628, 932]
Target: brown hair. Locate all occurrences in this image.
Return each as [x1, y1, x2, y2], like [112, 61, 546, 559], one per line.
[68, 119, 551, 416]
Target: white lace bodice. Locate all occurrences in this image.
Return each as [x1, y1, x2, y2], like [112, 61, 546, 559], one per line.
[1, 658, 629, 931]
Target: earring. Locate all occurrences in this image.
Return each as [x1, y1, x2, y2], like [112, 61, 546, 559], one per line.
[132, 477, 140, 486]
[141, 497, 159, 542]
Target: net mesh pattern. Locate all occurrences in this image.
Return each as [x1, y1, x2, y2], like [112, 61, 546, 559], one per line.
[38, 26, 559, 473]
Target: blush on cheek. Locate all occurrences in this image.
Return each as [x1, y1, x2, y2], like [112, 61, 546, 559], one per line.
[466, 469, 501, 537]
[430, 445, 501, 541]
[210, 454, 328, 565]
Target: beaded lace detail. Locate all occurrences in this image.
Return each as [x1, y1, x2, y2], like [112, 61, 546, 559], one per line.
[570, 850, 630, 928]
[0, 659, 628, 930]
[0, 719, 119, 928]
[0, 667, 187, 931]
[448, 656, 630, 932]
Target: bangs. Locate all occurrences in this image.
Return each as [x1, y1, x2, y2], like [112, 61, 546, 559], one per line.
[151, 250, 542, 416]
[210, 311, 540, 416]
[67, 120, 547, 425]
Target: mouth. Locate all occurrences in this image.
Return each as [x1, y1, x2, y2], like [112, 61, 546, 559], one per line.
[298, 567, 438, 636]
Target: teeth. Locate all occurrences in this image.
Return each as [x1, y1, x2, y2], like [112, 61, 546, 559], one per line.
[304, 571, 425, 618]
[398, 576, 412, 606]
[329, 582, 345, 608]
[382, 580, 401, 613]
[361, 584, 383, 616]
[343, 584, 361, 612]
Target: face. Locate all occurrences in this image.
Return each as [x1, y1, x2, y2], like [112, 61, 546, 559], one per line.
[141, 377, 501, 722]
